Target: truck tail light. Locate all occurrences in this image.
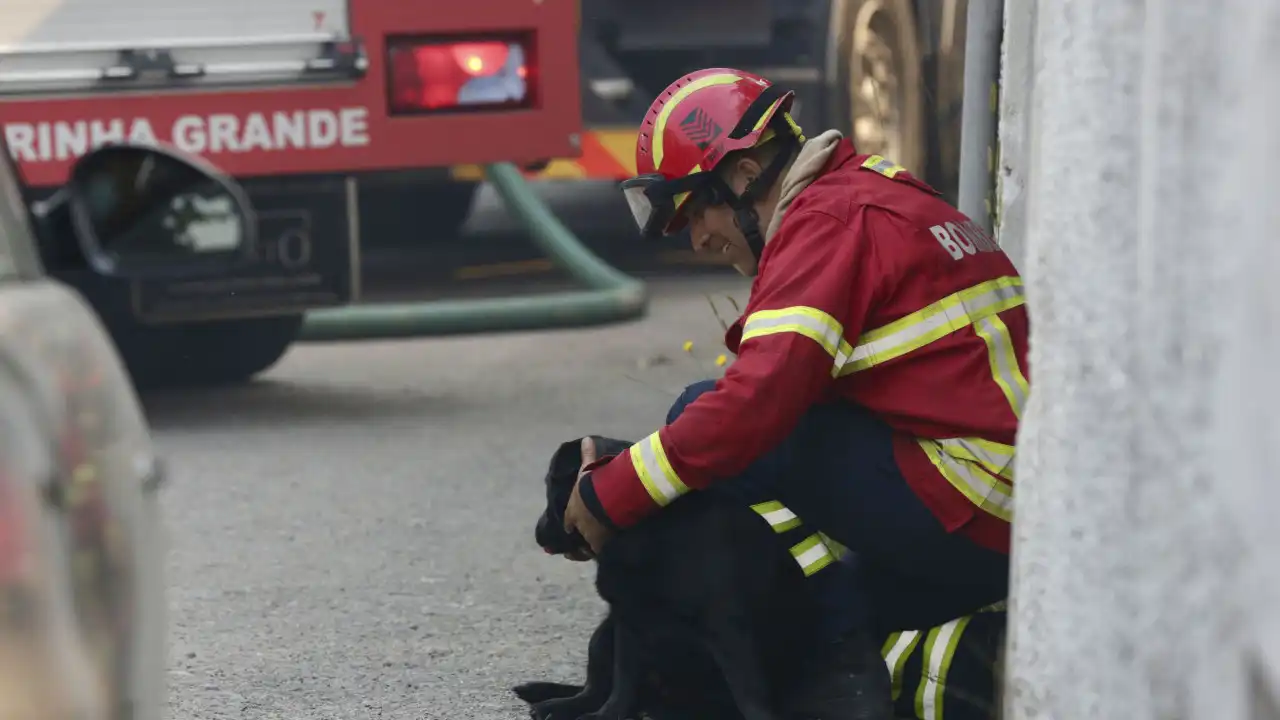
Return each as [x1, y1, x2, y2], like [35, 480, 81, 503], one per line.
[387, 35, 535, 114]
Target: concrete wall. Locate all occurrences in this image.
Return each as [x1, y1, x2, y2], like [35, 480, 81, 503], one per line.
[998, 0, 1280, 717]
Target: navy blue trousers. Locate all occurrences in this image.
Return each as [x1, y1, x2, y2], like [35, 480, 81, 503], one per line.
[667, 380, 1009, 636]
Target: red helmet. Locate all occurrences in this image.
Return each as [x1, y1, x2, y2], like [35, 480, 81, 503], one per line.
[621, 68, 804, 240]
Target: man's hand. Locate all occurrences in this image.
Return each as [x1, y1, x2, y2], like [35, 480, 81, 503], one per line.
[563, 437, 615, 558]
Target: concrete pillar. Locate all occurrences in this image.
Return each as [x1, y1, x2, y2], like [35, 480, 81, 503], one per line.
[993, 0, 1036, 271]
[999, 0, 1280, 717]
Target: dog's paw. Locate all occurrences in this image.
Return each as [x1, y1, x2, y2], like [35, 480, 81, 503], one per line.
[513, 681, 584, 705]
[530, 694, 602, 720]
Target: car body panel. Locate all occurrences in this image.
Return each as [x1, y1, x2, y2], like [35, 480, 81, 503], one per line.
[0, 133, 165, 718]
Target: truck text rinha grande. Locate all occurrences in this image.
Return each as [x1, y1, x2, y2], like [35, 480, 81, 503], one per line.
[7, 108, 373, 162]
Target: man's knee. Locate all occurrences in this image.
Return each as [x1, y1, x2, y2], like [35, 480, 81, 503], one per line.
[666, 379, 718, 424]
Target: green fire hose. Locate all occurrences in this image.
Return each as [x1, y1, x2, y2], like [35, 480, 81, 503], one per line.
[297, 162, 648, 342]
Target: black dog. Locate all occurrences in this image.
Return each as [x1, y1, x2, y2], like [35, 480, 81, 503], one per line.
[514, 436, 892, 720]
[513, 610, 738, 720]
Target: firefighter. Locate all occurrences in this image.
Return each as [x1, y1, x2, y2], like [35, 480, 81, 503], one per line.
[564, 68, 1023, 647]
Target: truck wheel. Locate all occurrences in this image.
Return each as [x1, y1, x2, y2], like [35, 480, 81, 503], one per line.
[826, 0, 927, 176]
[360, 180, 479, 248]
[112, 315, 303, 388]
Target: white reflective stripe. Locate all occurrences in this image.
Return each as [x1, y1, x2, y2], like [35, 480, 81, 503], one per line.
[749, 500, 802, 532]
[789, 534, 835, 576]
[935, 437, 1016, 481]
[628, 432, 688, 506]
[788, 538, 829, 571]
[750, 504, 835, 576]
[747, 499, 793, 532]
[973, 313, 1029, 417]
[882, 630, 921, 701]
[762, 507, 797, 526]
[741, 306, 854, 374]
[794, 543, 829, 569]
[832, 343, 854, 376]
[919, 439, 1014, 522]
[842, 277, 1024, 373]
[916, 617, 970, 720]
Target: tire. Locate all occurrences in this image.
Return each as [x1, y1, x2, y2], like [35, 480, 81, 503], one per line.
[57, 270, 303, 388]
[111, 314, 303, 388]
[359, 180, 479, 248]
[825, 0, 928, 178]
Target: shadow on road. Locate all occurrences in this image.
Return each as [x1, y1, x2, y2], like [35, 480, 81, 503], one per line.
[139, 377, 455, 431]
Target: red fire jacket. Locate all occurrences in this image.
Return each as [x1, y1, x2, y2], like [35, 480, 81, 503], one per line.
[583, 140, 1029, 554]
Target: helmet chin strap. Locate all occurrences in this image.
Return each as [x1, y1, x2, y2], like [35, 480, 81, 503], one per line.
[727, 137, 800, 261]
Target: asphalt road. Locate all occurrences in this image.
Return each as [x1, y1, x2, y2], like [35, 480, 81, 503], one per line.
[141, 181, 752, 720]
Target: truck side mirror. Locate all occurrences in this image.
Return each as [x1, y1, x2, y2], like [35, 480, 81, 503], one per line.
[67, 144, 257, 280]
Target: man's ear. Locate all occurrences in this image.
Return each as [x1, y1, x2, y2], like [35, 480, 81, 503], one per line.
[731, 156, 763, 194]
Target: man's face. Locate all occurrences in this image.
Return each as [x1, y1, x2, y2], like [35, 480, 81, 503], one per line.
[682, 157, 768, 277]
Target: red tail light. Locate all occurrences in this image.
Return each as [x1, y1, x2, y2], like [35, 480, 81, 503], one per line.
[387, 35, 535, 114]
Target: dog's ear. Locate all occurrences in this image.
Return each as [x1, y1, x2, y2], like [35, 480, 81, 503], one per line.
[544, 436, 634, 488]
[536, 439, 588, 552]
[545, 438, 588, 487]
[592, 436, 634, 460]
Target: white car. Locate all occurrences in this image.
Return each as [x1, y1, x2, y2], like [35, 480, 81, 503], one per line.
[0, 140, 255, 719]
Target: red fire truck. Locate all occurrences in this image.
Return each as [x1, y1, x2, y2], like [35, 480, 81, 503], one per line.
[0, 0, 581, 385]
[430, 0, 975, 277]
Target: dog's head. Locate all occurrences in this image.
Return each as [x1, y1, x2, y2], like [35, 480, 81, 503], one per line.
[534, 436, 632, 555]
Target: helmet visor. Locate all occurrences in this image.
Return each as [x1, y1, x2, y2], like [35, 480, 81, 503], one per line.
[619, 172, 718, 238]
[620, 177, 665, 238]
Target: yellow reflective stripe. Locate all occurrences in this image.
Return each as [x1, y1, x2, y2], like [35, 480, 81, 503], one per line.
[862, 154, 906, 178]
[881, 629, 921, 702]
[669, 163, 703, 218]
[918, 439, 1014, 522]
[935, 437, 1016, 481]
[628, 432, 689, 506]
[651, 73, 743, 167]
[841, 277, 1024, 374]
[741, 306, 855, 376]
[973, 313, 1029, 417]
[749, 500, 802, 533]
[914, 616, 971, 720]
[751, 502, 837, 576]
[789, 534, 836, 576]
[837, 277, 1027, 523]
[751, 97, 786, 134]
